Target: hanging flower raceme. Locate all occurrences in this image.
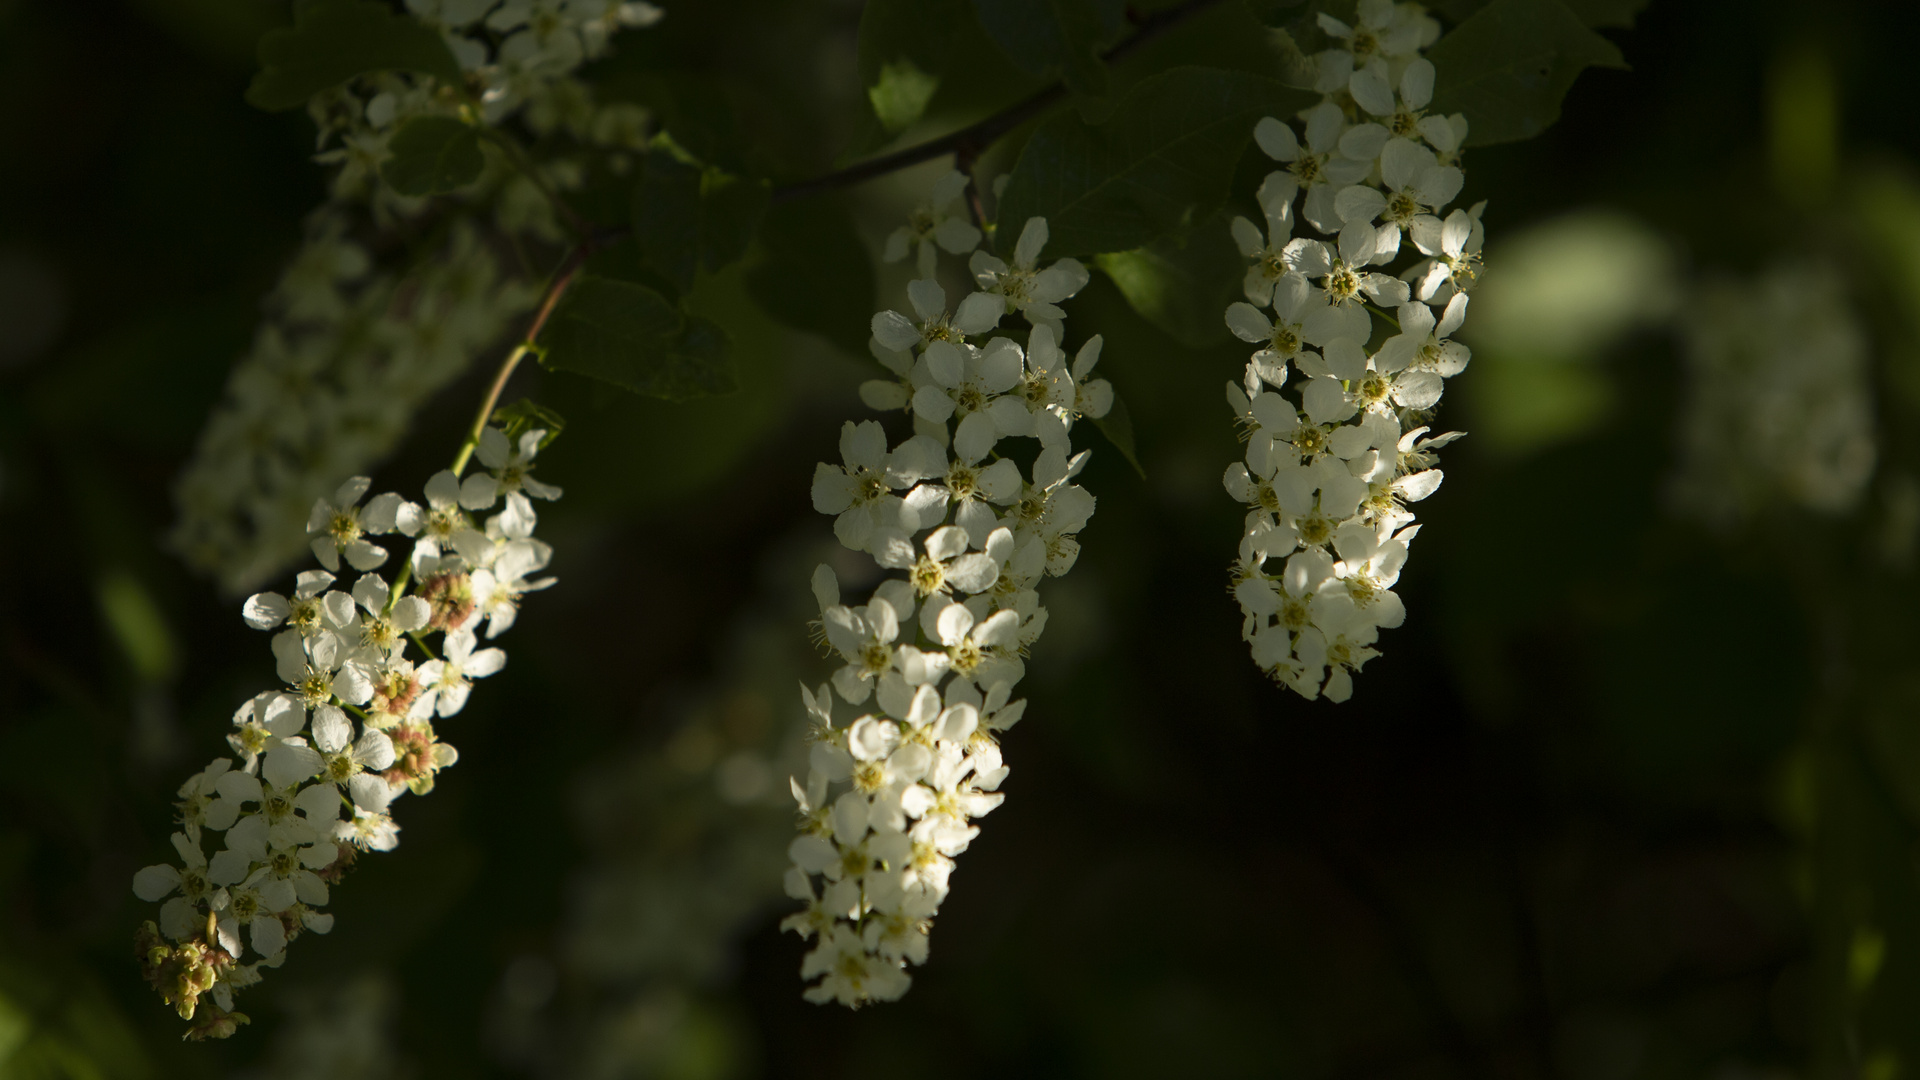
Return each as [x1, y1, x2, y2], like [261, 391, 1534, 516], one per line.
[1220, 0, 1482, 702]
[134, 425, 560, 1039]
[171, 1, 664, 596]
[782, 196, 1102, 1006]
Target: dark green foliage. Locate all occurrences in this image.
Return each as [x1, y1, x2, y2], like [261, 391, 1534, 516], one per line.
[996, 67, 1313, 257]
[378, 117, 484, 196]
[969, 0, 1125, 99]
[1433, 0, 1650, 26]
[490, 399, 567, 448]
[631, 135, 770, 297]
[1092, 212, 1245, 348]
[746, 197, 875, 356]
[1559, 0, 1651, 27]
[537, 275, 736, 401]
[1090, 391, 1145, 477]
[857, 0, 976, 133]
[1428, 0, 1627, 145]
[244, 0, 464, 111]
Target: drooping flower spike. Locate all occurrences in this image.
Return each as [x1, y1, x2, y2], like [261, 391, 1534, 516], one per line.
[135, 426, 560, 1038]
[784, 183, 1103, 1006]
[1220, 1, 1478, 702]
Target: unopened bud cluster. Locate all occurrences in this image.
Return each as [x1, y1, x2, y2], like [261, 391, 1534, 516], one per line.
[136, 426, 560, 1038]
[1221, 0, 1483, 701]
[782, 187, 1106, 1006]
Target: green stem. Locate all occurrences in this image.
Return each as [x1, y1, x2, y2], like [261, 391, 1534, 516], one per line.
[1365, 303, 1402, 330]
[477, 127, 590, 239]
[770, 0, 1224, 203]
[384, 242, 593, 616]
[408, 630, 440, 661]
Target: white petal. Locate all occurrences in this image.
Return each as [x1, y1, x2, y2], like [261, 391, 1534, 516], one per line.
[240, 588, 288, 630]
[1225, 302, 1274, 344]
[1013, 217, 1049, 268]
[871, 311, 921, 353]
[132, 864, 182, 902]
[1253, 116, 1300, 162]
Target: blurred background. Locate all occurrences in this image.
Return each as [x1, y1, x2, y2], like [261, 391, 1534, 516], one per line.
[4, 0, 1920, 1077]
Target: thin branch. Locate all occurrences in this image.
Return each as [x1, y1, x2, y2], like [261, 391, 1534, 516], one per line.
[771, 0, 1225, 204]
[451, 241, 593, 475]
[384, 241, 594, 615]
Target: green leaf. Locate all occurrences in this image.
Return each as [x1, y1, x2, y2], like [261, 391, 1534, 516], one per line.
[1431, 0, 1648, 27]
[746, 197, 874, 356]
[378, 117, 484, 196]
[538, 275, 736, 402]
[868, 59, 942, 133]
[1558, 0, 1648, 27]
[1240, 0, 1312, 27]
[996, 66, 1313, 257]
[490, 399, 567, 449]
[630, 134, 771, 295]
[1427, 0, 1627, 147]
[856, 0, 973, 135]
[1092, 213, 1246, 349]
[699, 170, 771, 273]
[1091, 392, 1145, 478]
[969, 0, 1125, 99]
[244, 0, 464, 112]
[632, 139, 704, 295]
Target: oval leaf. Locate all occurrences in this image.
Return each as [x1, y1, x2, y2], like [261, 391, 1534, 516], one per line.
[538, 275, 736, 402]
[995, 66, 1313, 258]
[380, 117, 485, 197]
[1427, 0, 1627, 146]
[245, 0, 465, 112]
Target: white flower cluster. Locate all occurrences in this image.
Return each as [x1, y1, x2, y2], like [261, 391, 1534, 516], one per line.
[1220, 0, 1485, 701]
[173, 2, 665, 596]
[135, 426, 559, 1037]
[171, 220, 536, 595]
[782, 193, 1104, 1006]
[315, 0, 664, 215]
[1670, 262, 1876, 527]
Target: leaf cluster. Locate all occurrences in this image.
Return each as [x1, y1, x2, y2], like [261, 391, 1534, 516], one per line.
[240, 0, 1630, 443]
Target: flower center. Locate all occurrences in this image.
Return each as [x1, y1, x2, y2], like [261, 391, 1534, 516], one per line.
[297, 669, 333, 706]
[1358, 371, 1391, 405]
[909, 555, 946, 597]
[1296, 512, 1333, 547]
[950, 639, 985, 676]
[1268, 323, 1300, 356]
[289, 596, 322, 632]
[1325, 264, 1360, 304]
[1385, 190, 1422, 224]
[1280, 597, 1310, 630]
[328, 510, 361, 546]
[947, 463, 978, 501]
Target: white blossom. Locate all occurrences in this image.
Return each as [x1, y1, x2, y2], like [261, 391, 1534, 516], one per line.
[785, 206, 1097, 1007]
[883, 170, 984, 278]
[137, 427, 559, 1031]
[1220, 3, 1479, 700]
